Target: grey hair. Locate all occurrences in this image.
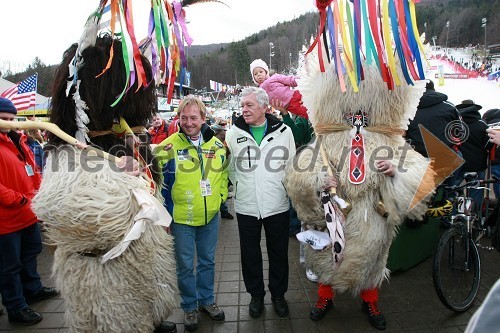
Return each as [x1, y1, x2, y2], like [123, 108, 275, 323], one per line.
[240, 87, 269, 108]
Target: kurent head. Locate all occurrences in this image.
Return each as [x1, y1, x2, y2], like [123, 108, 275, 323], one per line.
[298, 51, 425, 130]
[50, 34, 157, 146]
[49, 33, 160, 182]
[250, 59, 269, 85]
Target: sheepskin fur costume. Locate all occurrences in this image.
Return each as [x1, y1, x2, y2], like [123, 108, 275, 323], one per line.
[285, 52, 435, 295]
[32, 35, 177, 333]
[33, 146, 177, 332]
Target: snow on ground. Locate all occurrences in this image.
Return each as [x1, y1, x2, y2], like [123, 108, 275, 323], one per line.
[434, 76, 499, 114]
[426, 48, 499, 113]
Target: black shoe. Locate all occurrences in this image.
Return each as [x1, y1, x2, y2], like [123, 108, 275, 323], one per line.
[310, 297, 333, 321]
[8, 307, 43, 325]
[26, 287, 59, 305]
[221, 211, 234, 220]
[154, 320, 177, 333]
[249, 297, 264, 318]
[362, 301, 386, 330]
[272, 297, 289, 317]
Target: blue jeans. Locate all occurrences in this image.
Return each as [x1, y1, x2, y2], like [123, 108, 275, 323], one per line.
[0, 223, 43, 314]
[170, 214, 219, 312]
[220, 201, 229, 214]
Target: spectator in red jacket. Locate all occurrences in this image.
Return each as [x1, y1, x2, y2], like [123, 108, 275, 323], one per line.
[168, 114, 180, 137]
[0, 98, 58, 325]
[148, 114, 168, 144]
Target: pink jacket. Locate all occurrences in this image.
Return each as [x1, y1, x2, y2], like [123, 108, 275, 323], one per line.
[260, 74, 297, 106]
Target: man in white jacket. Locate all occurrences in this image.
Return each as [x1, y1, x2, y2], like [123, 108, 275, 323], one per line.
[226, 87, 296, 319]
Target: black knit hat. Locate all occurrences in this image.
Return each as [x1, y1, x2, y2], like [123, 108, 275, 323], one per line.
[0, 98, 17, 115]
[482, 108, 500, 124]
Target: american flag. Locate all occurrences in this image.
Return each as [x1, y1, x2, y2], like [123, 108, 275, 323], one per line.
[1, 74, 38, 111]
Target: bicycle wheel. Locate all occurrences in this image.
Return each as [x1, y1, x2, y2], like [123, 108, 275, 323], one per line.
[432, 226, 481, 312]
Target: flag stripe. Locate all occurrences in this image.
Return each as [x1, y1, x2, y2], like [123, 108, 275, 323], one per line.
[1, 74, 37, 111]
[0, 85, 18, 99]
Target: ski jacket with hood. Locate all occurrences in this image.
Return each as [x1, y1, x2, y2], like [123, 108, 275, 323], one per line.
[226, 113, 296, 219]
[0, 131, 41, 235]
[457, 104, 490, 172]
[155, 123, 228, 226]
[405, 90, 462, 157]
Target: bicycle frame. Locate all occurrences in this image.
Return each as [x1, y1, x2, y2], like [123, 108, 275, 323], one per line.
[432, 174, 499, 312]
[449, 185, 476, 271]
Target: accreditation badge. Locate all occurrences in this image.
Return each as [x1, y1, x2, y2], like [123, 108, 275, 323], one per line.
[25, 164, 35, 176]
[200, 179, 212, 197]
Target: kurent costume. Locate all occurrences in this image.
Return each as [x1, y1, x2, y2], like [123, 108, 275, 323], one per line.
[28, 0, 203, 330]
[33, 146, 177, 332]
[284, 0, 435, 329]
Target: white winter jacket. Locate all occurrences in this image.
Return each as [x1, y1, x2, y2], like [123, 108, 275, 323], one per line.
[226, 114, 296, 219]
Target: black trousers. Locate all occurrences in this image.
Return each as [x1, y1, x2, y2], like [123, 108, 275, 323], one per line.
[236, 211, 289, 299]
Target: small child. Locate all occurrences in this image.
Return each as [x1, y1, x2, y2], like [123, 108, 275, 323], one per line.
[250, 59, 308, 119]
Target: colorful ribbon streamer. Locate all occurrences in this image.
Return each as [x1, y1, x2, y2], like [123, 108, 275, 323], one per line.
[309, 0, 426, 91]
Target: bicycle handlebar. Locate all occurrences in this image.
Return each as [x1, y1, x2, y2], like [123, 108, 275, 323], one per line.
[440, 175, 500, 192]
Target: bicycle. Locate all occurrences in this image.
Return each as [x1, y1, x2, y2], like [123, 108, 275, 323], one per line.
[430, 172, 499, 312]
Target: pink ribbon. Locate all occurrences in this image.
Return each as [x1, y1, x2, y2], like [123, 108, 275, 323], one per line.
[173, 1, 193, 46]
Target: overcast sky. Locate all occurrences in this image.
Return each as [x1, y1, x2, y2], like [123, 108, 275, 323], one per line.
[0, 0, 315, 74]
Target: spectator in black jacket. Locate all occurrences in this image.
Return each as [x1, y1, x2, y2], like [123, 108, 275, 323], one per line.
[456, 100, 491, 216]
[405, 80, 463, 186]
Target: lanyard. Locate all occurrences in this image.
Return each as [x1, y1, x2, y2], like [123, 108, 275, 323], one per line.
[187, 135, 207, 180]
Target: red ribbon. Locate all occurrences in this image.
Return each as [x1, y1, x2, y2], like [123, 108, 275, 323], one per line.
[367, 0, 393, 89]
[316, 0, 334, 10]
[306, 9, 327, 72]
[124, 0, 147, 91]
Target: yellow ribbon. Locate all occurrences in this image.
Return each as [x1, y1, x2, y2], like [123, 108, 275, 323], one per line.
[382, 0, 401, 86]
[338, 0, 359, 92]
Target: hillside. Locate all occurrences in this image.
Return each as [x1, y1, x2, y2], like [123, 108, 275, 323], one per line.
[3, 0, 500, 94]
